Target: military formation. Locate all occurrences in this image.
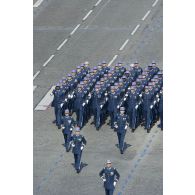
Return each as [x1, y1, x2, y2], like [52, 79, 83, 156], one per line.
[51, 61, 163, 195]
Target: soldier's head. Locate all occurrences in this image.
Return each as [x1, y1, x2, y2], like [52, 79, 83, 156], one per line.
[145, 86, 149, 93]
[130, 87, 136, 93]
[84, 61, 89, 68]
[118, 62, 123, 67]
[78, 85, 82, 91]
[120, 107, 125, 115]
[152, 60, 156, 66]
[106, 160, 112, 168]
[157, 70, 163, 78]
[115, 64, 119, 70]
[71, 69, 76, 77]
[75, 127, 80, 135]
[77, 66, 81, 73]
[97, 63, 102, 70]
[111, 86, 115, 93]
[134, 61, 139, 67]
[93, 66, 98, 73]
[67, 74, 72, 81]
[64, 109, 69, 116]
[55, 85, 60, 90]
[102, 61, 107, 67]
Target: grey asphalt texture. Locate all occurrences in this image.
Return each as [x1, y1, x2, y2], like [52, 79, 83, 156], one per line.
[34, 0, 163, 194]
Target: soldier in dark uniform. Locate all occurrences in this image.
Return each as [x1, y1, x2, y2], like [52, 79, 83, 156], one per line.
[99, 160, 120, 195]
[114, 107, 128, 154]
[51, 85, 64, 129]
[70, 127, 87, 173]
[61, 109, 76, 152]
[158, 90, 163, 130]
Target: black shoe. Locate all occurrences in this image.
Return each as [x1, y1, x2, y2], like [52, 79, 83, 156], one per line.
[76, 169, 80, 174]
[120, 150, 123, 154]
[52, 120, 56, 124]
[147, 129, 150, 133]
[58, 126, 61, 129]
[132, 128, 135, 132]
[157, 124, 161, 128]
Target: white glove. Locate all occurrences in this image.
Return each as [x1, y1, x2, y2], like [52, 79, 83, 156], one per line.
[114, 125, 118, 128]
[150, 105, 153, 109]
[157, 98, 160, 102]
[139, 94, 142, 97]
[103, 178, 106, 182]
[117, 105, 119, 109]
[65, 98, 67, 102]
[113, 181, 117, 187]
[88, 93, 91, 98]
[68, 94, 71, 98]
[60, 103, 63, 108]
[70, 128, 73, 131]
[100, 105, 103, 109]
[82, 103, 85, 106]
[71, 143, 75, 147]
[70, 95, 73, 98]
[135, 105, 138, 109]
[125, 125, 128, 130]
[81, 146, 84, 150]
[154, 100, 156, 104]
[156, 94, 159, 98]
[106, 97, 108, 101]
[105, 92, 108, 96]
[124, 97, 127, 101]
[125, 94, 128, 97]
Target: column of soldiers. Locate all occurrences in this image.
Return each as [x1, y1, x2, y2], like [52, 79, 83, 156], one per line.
[50, 60, 163, 195]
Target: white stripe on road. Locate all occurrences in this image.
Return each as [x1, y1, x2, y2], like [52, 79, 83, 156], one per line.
[57, 39, 68, 50]
[94, 0, 102, 7]
[108, 55, 118, 66]
[119, 39, 129, 51]
[82, 10, 93, 21]
[33, 0, 44, 8]
[43, 55, 55, 67]
[34, 86, 55, 111]
[131, 24, 140, 35]
[152, 0, 159, 7]
[33, 86, 37, 91]
[142, 10, 151, 21]
[33, 71, 40, 80]
[70, 24, 81, 36]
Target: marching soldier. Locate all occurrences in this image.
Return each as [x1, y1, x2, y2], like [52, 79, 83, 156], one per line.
[99, 160, 120, 195]
[61, 109, 76, 152]
[51, 85, 64, 129]
[114, 107, 128, 154]
[70, 127, 87, 173]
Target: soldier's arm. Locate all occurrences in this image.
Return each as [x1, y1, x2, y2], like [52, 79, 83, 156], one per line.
[114, 168, 120, 181]
[82, 136, 87, 145]
[99, 168, 105, 178]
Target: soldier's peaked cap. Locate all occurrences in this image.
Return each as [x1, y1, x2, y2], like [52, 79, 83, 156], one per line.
[106, 160, 112, 164]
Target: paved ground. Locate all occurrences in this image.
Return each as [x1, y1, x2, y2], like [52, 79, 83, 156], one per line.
[33, 0, 163, 194]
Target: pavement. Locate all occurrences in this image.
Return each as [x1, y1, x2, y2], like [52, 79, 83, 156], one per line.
[33, 0, 163, 194]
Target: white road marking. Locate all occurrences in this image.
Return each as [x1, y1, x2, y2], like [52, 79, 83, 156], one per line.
[82, 10, 93, 21]
[33, 71, 40, 80]
[94, 0, 102, 7]
[33, 0, 44, 8]
[43, 54, 55, 67]
[108, 55, 118, 66]
[33, 86, 37, 91]
[57, 39, 68, 50]
[119, 39, 129, 51]
[131, 24, 140, 35]
[70, 24, 81, 36]
[34, 86, 55, 111]
[152, 0, 159, 7]
[142, 10, 151, 21]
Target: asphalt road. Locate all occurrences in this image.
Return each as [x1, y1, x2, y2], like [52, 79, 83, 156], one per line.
[33, 0, 163, 194]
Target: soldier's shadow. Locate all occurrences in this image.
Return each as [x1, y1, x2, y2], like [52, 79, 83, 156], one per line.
[71, 162, 88, 172]
[115, 142, 132, 152]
